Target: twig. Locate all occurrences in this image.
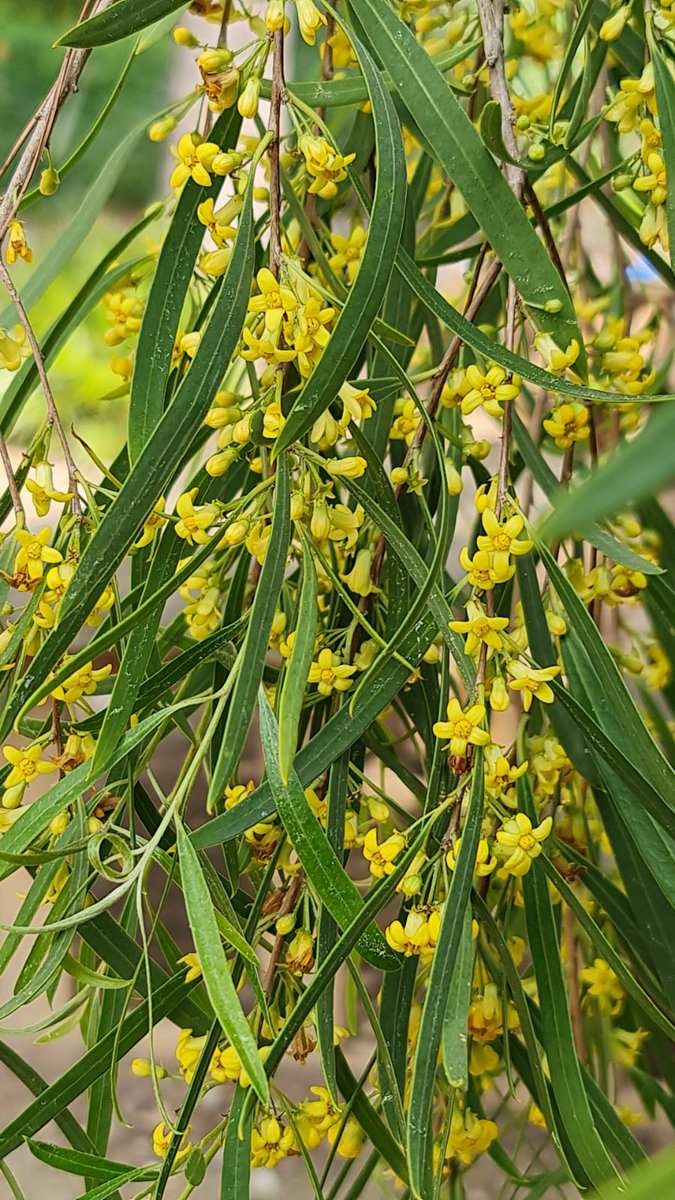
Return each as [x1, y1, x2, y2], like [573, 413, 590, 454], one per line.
[217, 0, 233, 48]
[0, 0, 115, 240]
[262, 871, 304, 994]
[267, 28, 285, 280]
[0, 257, 82, 515]
[0, 432, 25, 519]
[476, 0, 524, 197]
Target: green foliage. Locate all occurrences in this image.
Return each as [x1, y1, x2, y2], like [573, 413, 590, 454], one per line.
[0, 1, 674, 1198]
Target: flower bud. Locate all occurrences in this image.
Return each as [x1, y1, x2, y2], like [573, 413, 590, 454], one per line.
[39, 166, 60, 195]
[237, 78, 261, 119]
[173, 26, 199, 47]
[599, 5, 630, 41]
[198, 48, 234, 73]
[148, 115, 176, 143]
[276, 913, 296, 935]
[528, 142, 546, 162]
[265, 0, 285, 30]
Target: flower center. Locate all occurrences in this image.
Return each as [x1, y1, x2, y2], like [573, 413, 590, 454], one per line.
[454, 719, 473, 739]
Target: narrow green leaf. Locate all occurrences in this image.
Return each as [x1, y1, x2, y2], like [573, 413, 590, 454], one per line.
[220, 1086, 252, 1200]
[277, 536, 318, 784]
[348, 0, 582, 355]
[273, 15, 406, 452]
[259, 690, 398, 971]
[26, 1140, 153, 1182]
[441, 905, 473, 1090]
[207, 456, 290, 803]
[519, 773, 619, 1187]
[128, 105, 241, 461]
[57, 0, 187, 47]
[3, 189, 255, 733]
[176, 821, 269, 1105]
[407, 756, 484, 1199]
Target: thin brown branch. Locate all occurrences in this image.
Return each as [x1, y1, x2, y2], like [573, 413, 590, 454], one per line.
[0, 0, 115, 240]
[267, 28, 285, 280]
[262, 871, 304, 994]
[0, 432, 25, 520]
[0, 257, 82, 515]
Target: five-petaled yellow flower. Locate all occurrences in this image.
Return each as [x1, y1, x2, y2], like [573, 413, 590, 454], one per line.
[507, 661, 561, 710]
[170, 133, 221, 189]
[496, 811, 552, 876]
[432, 698, 491, 757]
[14, 527, 63, 584]
[248, 267, 297, 334]
[448, 600, 509, 658]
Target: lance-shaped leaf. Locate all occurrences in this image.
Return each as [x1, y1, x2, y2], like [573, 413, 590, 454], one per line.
[3, 188, 255, 734]
[277, 535, 318, 784]
[273, 17, 406, 453]
[175, 822, 269, 1105]
[407, 756, 484, 1199]
[348, 0, 582, 357]
[259, 691, 398, 972]
[128, 105, 242, 461]
[57, 0, 188, 47]
[207, 455, 290, 805]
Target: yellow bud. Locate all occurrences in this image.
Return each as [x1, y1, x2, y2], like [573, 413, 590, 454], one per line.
[50, 812, 70, 836]
[290, 492, 305, 520]
[599, 5, 630, 41]
[445, 460, 463, 495]
[223, 518, 249, 546]
[489, 675, 510, 712]
[131, 1057, 166, 1078]
[276, 913, 296, 935]
[266, 0, 285, 30]
[148, 115, 177, 143]
[198, 48, 233, 73]
[237, 78, 261, 119]
[391, 466, 408, 486]
[173, 26, 199, 47]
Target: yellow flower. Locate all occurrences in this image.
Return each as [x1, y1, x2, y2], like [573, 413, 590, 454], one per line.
[174, 489, 220, 544]
[197, 196, 241, 246]
[534, 333, 580, 374]
[292, 296, 335, 376]
[339, 380, 376, 425]
[446, 836, 496, 877]
[432, 698, 490, 757]
[477, 509, 532, 572]
[340, 547, 379, 597]
[2, 743, 56, 809]
[580, 957, 624, 1014]
[178, 952, 202, 983]
[25, 463, 72, 517]
[484, 747, 528, 801]
[50, 661, 112, 705]
[299, 133, 355, 199]
[0, 325, 31, 372]
[250, 1117, 296, 1168]
[285, 928, 315, 974]
[385, 906, 441, 961]
[329, 225, 367, 282]
[6, 220, 33, 265]
[262, 400, 285, 439]
[468, 981, 518, 1041]
[169, 133, 221, 189]
[543, 402, 590, 449]
[329, 1116, 364, 1159]
[295, 0, 327, 46]
[448, 600, 509, 657]
[152, 1121, 191, 1159]
[325, 455, 367, 479]
[134, 498, 167, 548]
[248, 267, 297, 334]
[307, 648, 356, 695]
[445, 1108, 498, 1165]
[14, 527, 63, 584]
[362, 827, 406, 878]
[496, 811, 553, 876]
[459, 545, 514, 590]
[599, 4, 630, 40]
[460, 364, 519, 417]
[507, 661, 560, 710]
[634, 151, 667, 207]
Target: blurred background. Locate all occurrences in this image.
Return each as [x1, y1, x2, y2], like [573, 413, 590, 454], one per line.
[0, 0, 170, 460]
